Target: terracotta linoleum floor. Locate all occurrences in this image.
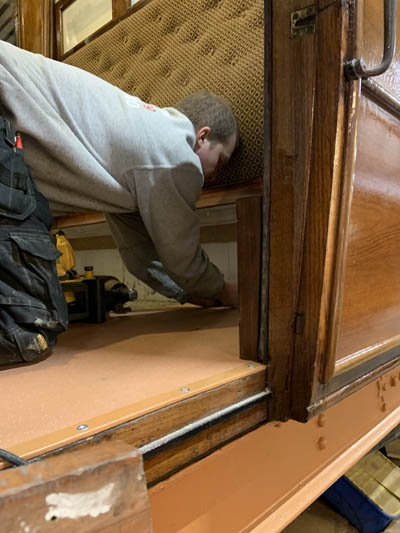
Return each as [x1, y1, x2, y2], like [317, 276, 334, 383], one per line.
[1, 307, 243, 449]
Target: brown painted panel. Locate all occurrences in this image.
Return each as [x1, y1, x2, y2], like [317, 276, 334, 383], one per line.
[335, 95, 400, 366]
[149, 367, 400, 532]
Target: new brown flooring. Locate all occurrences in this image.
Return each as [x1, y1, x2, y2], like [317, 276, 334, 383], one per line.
[1, 307, 243, 449]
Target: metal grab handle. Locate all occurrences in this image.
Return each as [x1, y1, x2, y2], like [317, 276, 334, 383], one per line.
[345, 0, 398, 80]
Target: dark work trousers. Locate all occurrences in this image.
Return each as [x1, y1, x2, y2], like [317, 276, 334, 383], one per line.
[0, 116, 68, 366]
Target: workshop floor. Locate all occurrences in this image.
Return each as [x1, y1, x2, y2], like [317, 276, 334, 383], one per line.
[283, 499, 357, 532]
[284, 499, 400, 532]
[284, 441, 400, 532]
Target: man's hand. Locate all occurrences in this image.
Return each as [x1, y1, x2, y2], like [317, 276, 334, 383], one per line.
[217, 281, 239, 308]
[188, 281, 239, 309]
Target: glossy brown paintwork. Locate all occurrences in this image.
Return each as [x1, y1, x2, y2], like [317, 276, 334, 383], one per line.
[335, 96, 400, 365]
[149, 367, 400, 532]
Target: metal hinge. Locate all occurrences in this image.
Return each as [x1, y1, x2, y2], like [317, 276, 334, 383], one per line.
[290, 5, 316, 39]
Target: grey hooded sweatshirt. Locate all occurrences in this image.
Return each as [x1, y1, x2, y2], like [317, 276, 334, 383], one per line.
[0, 41, 224, 303]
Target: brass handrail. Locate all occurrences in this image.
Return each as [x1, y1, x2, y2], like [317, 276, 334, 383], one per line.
[345, 0, 398, 80]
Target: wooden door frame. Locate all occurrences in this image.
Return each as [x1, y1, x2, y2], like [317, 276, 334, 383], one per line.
[16, 0, 55, 56]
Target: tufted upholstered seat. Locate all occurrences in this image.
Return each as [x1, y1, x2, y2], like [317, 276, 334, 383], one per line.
[64, 0, 263, 189]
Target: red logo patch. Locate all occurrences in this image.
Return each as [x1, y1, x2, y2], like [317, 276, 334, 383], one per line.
[144, 104, 157, 112]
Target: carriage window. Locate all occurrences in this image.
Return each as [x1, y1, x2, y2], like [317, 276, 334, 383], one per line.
[62, 0, 112, 53]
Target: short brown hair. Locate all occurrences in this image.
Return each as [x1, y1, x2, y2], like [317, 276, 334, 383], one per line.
[174, 91, 239, 147]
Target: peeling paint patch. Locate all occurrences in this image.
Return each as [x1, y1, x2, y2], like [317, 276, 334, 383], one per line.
[45, 482, 116, 521]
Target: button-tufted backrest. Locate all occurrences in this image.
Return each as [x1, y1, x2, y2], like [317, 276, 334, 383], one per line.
[64, 0, 263, 189]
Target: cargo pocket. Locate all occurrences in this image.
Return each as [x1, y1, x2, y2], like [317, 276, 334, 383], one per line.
[8, 232, 68, 330]
[0, 145, 36, 220]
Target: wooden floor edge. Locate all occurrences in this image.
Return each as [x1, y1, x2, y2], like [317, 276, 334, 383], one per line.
[247, 405, 400, 532]
[1, 366, 266, 470]
[144, 398, 269, 486]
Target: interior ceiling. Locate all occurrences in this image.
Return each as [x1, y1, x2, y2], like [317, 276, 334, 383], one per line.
[0, 0, 16, 44]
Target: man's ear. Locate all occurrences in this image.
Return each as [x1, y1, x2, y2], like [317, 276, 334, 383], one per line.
[195, 126, 211, 149]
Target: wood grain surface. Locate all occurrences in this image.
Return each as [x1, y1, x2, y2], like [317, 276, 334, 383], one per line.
[144, 401, 268, 485]
[0, 440, 152, 532]
[284, 0, 346, 420]
[335, 96, 400, 366]
[17, 0, 53, 56]
[271, 0, 400, 420]
[286, 0, 400, 417]
[8, 368, 266, 471]
[237, 196, 262, 361]
[268, 0, 316, 420]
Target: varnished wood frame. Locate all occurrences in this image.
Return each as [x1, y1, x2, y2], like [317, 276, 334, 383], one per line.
[1, 368, 267, 486]
[287, 0, 354, 420]
[16, 0, 54, 56]
[55, 0, 152, 60]
[269, 0, 400, 422]
[314, 3, 361, 384]
[309, 2, 400, 382]
[237, 196, 262, 361]
[267, 0, 371, 421]
[267, 0, 318, 421]
[259, 0, 272, 365]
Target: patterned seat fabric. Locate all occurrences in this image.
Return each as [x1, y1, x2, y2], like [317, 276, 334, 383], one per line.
[65, 0, 263, 188]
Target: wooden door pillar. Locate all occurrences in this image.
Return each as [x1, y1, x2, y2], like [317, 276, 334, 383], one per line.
[237, 195, 262, 362]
